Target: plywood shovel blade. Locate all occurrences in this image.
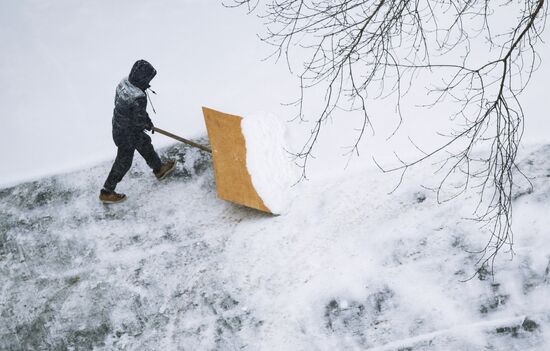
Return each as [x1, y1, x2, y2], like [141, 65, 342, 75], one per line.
[202, 107, 271, 213]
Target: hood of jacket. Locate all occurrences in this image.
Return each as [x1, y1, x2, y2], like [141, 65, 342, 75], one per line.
[128, 60, 157, 91]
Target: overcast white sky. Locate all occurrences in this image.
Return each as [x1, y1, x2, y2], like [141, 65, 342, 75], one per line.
[1, 0, 548, 187]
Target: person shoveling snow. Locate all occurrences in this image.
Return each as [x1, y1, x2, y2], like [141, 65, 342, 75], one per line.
[100, 60, 176, 204]
[97, 61, 294, 210]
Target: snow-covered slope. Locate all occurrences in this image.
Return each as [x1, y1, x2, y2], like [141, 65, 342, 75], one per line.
[1, 142, 549, 350]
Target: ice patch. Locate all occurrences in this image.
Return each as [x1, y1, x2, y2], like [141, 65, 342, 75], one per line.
[241, 112, 296, 214]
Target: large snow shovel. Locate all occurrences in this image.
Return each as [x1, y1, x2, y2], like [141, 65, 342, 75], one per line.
[201, 107, 270, 213]
[152, 108, 271, 213]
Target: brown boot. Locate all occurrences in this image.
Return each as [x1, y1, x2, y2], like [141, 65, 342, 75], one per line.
[155, 160, 176, 180]
[99, 189, 127, 204]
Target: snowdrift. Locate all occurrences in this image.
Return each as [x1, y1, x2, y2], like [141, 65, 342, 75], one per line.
[1, 141, 549, 350]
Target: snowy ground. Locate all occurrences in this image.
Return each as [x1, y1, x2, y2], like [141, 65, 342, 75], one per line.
[1, 141, 549, 350]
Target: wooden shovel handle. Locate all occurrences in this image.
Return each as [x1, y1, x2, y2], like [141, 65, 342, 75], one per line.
[152, 127, 212, 153]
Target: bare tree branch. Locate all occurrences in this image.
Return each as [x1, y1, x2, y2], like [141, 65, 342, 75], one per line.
[228, 0, 548, 274]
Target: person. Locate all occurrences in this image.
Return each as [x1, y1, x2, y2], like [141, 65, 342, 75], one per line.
[100, 60, 176, 204]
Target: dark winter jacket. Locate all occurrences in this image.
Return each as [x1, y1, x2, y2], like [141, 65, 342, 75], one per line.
[112, 60, 157, 146]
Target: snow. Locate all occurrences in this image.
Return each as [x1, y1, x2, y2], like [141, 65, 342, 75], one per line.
[1, 141, 550, 350]
[241, 112, 297, 214]
[2, 0, 550, 349]
[116, 77, 145, 102]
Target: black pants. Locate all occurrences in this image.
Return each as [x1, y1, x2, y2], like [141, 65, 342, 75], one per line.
[103, 133, 162, 192]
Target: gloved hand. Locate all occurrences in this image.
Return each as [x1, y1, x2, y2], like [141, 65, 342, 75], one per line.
[145, 122, 154, 134]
